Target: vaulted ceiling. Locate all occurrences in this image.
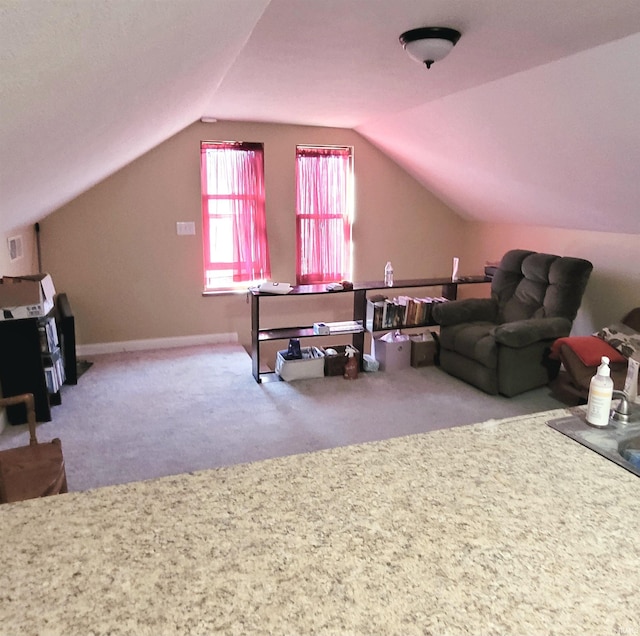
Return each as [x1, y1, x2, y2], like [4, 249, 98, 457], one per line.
[2, 0, 639, 236]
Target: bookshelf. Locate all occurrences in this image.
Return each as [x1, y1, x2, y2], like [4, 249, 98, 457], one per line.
[250, 275, 489, 383]
[0, 311, 68, 424]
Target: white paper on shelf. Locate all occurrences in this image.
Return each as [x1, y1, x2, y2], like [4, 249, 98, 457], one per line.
[327, 320, 363, 333]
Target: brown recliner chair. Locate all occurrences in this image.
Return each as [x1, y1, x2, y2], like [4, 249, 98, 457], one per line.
[0, 393, 67, 504]
[432, 249, 593, 396]
[549, 307, 640, 403]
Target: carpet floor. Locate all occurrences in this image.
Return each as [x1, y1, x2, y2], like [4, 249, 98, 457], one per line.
[0, 343, 567, 492]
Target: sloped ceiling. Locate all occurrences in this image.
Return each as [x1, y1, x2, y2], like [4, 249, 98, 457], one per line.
[1, 0, 640, 236]
[357, 34, 640, 234]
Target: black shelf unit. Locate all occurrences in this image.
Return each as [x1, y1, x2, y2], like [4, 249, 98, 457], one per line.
[0, 293, 76, 424]
[0, 316, 56, 423]
[250, 275, 489, 383]
[55, 293, 77, 385]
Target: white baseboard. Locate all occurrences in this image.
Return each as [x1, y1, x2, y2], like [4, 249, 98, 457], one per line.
[77, 332, 239, 356]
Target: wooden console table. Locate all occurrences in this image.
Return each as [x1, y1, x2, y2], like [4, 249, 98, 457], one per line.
[250, 275, 489, 383]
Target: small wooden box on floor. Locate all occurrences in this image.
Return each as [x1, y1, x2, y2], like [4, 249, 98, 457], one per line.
[324, 345, 361, 377]
[410, 335, 437, 367]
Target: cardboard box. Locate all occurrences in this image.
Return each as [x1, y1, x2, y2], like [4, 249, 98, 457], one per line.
[372, 332, 411, 372]
[0, 274, 56, 320]
[275, 347, 325, 381]
[410, 334, 437, 367]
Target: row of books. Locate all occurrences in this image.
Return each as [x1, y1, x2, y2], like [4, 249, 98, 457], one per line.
[39, 316, 59, 353]
[44, 347, 66, 394]
[366, 295, 448, 331]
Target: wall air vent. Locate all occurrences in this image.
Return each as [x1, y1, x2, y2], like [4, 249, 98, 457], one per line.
[7, 235, 24, 262]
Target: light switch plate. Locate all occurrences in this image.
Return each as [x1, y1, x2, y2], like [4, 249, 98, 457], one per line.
[176, 222, 196, 236]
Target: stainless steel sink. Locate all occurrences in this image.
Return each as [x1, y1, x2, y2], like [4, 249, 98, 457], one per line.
[547, 413, 640, 478]
[619, 432, 640, 470]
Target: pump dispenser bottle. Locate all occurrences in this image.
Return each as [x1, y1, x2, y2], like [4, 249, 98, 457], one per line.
[586, 356, 614, 427]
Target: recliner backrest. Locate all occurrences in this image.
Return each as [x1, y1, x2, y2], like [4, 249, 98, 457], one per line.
[491, 249, 593, 324]
[490, 249, 534, 312]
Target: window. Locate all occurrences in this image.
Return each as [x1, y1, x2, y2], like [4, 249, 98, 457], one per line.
[296, 145, 353, 285]
[200, 141, 271, 291]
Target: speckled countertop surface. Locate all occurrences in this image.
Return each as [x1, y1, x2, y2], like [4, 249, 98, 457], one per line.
[1, 408, 639, 636]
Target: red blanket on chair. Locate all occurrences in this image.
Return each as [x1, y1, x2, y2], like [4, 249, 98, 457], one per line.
[549, 336, 626, 366]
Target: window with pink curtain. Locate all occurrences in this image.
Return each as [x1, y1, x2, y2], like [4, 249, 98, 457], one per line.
[201, 141, 271, 290]
[296, 146, 353, 285]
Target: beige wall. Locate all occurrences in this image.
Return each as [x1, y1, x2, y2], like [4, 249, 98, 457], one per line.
[5, 118, 639, 381]
[0, 223, 38, 277]
[462, 223, 640, 335]
[40, 120, 467, 357]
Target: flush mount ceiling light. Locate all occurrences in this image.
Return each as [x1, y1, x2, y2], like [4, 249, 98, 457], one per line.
[399, 27, 461, 69]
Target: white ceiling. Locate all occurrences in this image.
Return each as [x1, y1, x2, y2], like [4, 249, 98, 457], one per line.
[2, 0, 640, 235]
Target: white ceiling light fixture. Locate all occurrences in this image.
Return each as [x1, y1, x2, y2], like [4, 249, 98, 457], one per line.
[399, 27, 462, 69]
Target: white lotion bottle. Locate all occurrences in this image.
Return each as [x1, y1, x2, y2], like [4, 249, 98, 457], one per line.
[586, 356, 614, 427]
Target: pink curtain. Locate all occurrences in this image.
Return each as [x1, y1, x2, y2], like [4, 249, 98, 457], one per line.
[201, 142, 271, 287]
[296, 146, 352, 285]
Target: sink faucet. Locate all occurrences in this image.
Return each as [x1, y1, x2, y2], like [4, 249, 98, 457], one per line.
[611, 390, 631, 424]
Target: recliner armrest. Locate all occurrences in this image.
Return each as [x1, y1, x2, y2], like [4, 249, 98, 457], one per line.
[492, 316, 572, 348]
[432, 298, 498, 326]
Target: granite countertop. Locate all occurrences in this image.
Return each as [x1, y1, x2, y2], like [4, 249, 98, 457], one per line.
[1, 408, 638, 635]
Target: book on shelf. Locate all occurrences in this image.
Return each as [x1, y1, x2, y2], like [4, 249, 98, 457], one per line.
[38, 317, 59, 353]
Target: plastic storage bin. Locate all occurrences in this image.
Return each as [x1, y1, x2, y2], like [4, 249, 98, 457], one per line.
[275, 347, 325, 381]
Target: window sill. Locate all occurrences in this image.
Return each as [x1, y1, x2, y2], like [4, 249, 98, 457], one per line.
[202, 288, 251, 297]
